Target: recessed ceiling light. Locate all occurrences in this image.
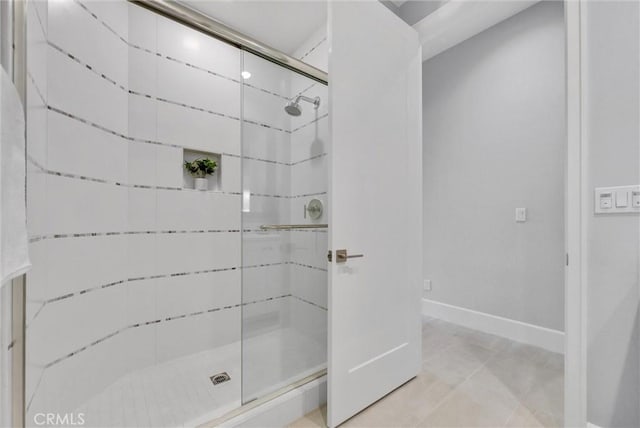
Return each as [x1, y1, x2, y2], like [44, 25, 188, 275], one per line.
[241, 71, 252, 79]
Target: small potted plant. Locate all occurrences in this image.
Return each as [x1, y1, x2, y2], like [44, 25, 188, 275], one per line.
[184, 157, 217, 191]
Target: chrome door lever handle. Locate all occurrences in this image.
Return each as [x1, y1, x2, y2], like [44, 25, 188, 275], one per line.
[335, 249, 364, 263]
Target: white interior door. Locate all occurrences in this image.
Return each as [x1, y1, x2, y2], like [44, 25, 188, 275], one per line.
[327, 2, 423, 427]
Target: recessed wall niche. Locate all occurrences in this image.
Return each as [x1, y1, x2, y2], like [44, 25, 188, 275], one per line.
[183, 149, 222, 192]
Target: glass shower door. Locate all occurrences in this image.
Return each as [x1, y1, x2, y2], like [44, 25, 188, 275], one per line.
[240, 51, 329, 403]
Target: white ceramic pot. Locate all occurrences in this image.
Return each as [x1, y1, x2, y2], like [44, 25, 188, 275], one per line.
[194, 177, 208, 191]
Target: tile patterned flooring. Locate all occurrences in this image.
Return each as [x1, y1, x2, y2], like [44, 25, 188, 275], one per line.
[290, 317, 564, 428]
[75, 327, 325, 427]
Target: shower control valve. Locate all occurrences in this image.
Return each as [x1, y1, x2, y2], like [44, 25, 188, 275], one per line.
[304, 199, 323, 220]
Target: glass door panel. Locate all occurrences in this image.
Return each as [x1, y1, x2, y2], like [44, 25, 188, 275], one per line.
[241, 51, 328, 403]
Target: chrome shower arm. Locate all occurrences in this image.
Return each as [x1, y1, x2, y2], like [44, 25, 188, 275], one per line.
[293, 95, 321, 109]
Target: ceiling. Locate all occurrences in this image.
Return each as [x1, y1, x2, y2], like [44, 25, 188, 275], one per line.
[181, 1, 327, 55]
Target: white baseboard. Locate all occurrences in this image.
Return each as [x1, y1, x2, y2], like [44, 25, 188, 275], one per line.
[422, 299, 564, 354]
[587, 423, 603, 428]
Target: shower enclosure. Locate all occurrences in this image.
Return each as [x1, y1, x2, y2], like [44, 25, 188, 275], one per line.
[241, 51, 328, 404]
[23, 1, 328, 425]
[15, 0, 424, 426]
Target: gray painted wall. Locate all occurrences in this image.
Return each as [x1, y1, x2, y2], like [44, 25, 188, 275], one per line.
[380, 1, 447, 26]
[583, 1, 640, 426]
[398, 0, 446, 26]
[379, 1, 401, 17]
[422, 2, 565, 331]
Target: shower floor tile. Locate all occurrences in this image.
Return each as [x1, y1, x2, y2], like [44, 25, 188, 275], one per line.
[289, 317, 564, 428]
[76, 341, 241, 428]
[74, 327, 326, 427]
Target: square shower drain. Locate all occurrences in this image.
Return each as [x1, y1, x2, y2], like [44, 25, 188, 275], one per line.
[210, 372, 231, 385]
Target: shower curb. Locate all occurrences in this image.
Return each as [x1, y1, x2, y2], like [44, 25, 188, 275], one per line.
[198, 372, 326, 428]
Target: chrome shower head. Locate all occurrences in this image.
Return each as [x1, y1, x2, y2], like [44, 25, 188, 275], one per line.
[284, 100, 302, 116]
[284, 95, 320, 116]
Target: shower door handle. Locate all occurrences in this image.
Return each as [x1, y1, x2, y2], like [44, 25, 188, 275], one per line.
[335, 249, 364, 263]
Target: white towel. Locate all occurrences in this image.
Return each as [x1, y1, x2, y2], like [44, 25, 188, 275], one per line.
[0, 67, 30, 286]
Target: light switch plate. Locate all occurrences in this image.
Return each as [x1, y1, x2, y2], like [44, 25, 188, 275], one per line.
[595, 185, 640, 214]
[615, 190, 628, 207]
[599, 193, 612, 209]
[515, 208, 527, 222]
[423, 279, 432, 292]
